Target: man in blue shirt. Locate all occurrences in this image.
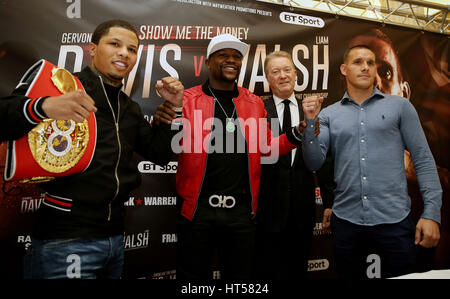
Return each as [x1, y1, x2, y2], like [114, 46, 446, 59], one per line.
[301, 45, 442, 278]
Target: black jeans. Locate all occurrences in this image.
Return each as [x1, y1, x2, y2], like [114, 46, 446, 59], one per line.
[331, 213, 417, 279]
[255, 225, 312, 280]
[177, 196, 256, 280]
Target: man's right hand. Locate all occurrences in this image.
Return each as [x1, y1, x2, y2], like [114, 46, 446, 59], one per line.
[41, 90, 97, 123]
[322, 208, 332, 233]
[302, 95, 323, 120]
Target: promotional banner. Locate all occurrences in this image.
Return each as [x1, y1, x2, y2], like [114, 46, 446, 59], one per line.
[0, 0, 448, 279]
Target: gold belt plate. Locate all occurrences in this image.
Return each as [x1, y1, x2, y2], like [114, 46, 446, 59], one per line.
[26, 67, 89, 178]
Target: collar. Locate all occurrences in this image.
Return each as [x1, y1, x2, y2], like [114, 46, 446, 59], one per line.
[77, 66, 126, 108]
[78, 66, 124, 90]
[340, 87, 385, 104]
[273, 93, 297, 108]
[201, 80, 239, 99]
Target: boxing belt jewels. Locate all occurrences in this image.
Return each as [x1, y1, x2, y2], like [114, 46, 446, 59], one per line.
[4, 59, 97, 183]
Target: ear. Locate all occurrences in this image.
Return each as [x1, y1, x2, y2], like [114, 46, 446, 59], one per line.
[88, 42, 96, 58]
[205, 58, 210, 70]
[401, 81, 411, 99]
[340, 63, 347, 76]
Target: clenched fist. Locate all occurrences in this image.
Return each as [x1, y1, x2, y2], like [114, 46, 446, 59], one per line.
[302, 95, 323, 120]
[155, 77, 184, 108]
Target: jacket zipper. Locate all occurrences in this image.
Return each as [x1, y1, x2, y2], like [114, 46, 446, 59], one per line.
[233, 99, 255, 217]
[192, 98, 216, 218]
[99, 76, 122, 221]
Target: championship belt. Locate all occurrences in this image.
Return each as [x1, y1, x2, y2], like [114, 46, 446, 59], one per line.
[4, 59, 97, 183]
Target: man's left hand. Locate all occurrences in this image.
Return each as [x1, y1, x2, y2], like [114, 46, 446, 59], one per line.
[415, 218, 440, 248]
[302, 95, 323, 120]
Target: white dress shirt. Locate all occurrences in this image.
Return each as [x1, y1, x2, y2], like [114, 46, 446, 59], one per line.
[273, 93, 299, 165]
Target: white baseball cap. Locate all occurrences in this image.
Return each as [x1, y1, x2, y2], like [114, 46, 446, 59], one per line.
[206, 33, 249, 58]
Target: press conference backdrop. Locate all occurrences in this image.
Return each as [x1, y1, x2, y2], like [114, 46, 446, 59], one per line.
[0, 0, 448, 279]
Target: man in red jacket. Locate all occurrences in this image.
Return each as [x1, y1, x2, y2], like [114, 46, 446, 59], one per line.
[155, 34, 310, 279]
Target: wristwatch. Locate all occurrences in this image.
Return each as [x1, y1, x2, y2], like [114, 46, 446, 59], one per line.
[173, 106, 183, 118]
[292, 125, 303, 142]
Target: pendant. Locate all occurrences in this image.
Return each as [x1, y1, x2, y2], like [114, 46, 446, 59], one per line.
[226, 118, 235, 133]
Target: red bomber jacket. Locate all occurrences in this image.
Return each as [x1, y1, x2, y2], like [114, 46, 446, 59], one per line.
[176, 83, 299, 221]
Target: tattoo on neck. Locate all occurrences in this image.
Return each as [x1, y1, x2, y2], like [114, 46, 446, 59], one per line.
[90, 65, 121, 87]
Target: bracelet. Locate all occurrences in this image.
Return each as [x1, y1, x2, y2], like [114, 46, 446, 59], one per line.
[173, 106, 183, 118]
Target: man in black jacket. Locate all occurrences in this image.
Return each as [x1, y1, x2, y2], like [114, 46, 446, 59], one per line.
[1, 19, 183, 279]
[255, 51, 334, 279]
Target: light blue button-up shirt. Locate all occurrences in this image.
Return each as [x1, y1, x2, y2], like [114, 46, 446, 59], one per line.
[302, 88, 442, 225]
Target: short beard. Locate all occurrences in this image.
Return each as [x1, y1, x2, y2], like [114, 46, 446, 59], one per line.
[220, 72, 239, 83]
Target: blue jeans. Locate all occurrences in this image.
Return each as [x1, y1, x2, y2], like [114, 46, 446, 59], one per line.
[24, 235, 124, 279]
